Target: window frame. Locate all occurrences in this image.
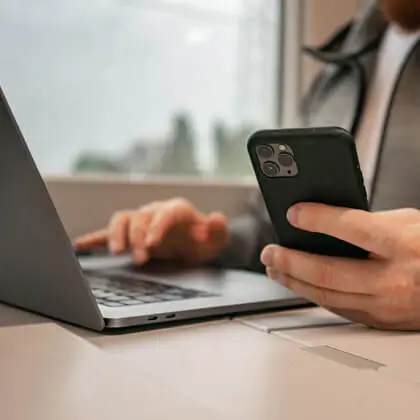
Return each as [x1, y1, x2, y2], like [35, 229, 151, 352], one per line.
[278, 0, 304, 127]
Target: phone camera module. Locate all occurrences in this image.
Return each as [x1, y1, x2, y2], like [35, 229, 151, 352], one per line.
[278, 153, 294, 167]
[257, 145, 274, 159]
[262, 161, 280, 177]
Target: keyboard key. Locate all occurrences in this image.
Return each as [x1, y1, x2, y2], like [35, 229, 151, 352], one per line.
[197, 292, 213, 298]
[121, 300, 143, 306]
[113, 295, 132, 301]
[101, 302, 124, 307]
[139, 296, 162, 303]
[166, 290, 190, 297]
[159, 294, 184, 301]
[92, 291, 114, 299]
[106, 295, 128, 302]
[86, 271, 216, 306]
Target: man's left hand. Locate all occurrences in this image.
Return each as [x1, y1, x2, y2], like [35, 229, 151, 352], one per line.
[261, 203, 420, 331]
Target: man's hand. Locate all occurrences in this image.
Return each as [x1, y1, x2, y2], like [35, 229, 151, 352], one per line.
[261, 203, 420, 331]
[73, 198, 229, 267]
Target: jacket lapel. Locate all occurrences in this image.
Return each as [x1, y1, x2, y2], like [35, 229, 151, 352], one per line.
[301, 0, 388, 135]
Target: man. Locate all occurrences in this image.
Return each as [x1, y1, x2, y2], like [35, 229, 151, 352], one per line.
[75, 0, 420, 331]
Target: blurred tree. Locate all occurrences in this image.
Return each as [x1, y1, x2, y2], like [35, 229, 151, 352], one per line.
[231, 123, 255, 176]
[72, 152, 122, 174]
[156, 113, 200, 176]
[213, 121, 254, 178]
[214, 121, 232, 176]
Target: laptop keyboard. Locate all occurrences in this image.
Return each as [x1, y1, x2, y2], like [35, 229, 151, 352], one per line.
[85, 272, 214, 308]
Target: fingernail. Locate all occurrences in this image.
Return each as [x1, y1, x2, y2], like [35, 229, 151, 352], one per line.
[287, 204, 301, 226]
[261, 247, 275, 266]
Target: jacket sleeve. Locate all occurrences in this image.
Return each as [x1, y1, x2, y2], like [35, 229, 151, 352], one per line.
[209, 191, 276, 274]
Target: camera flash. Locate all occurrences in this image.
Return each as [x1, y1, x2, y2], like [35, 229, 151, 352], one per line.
[279, 145, 286, 151]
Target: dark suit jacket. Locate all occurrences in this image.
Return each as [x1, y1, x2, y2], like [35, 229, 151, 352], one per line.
[212, 0, 420, 273]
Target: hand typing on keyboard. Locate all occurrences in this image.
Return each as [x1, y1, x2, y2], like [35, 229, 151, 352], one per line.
[73, 199, 229, 267]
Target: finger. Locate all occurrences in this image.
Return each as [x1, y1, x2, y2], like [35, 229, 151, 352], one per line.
[108, 211, 132, 254]
[287, 203, 399, 257]
[191, 213, 229, 262]
[188, 212, 228, 243]
[129, 203, 162, 263]
[159, 213, 228, 266]
[73, 229, 108, 250]
[146, 200, 205, 247]
[207, 212, 229, 246]
[267, 270, 372, 311]
[261, 245, 381, 295]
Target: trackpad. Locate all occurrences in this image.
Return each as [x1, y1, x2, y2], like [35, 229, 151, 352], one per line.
[78, 253, 134, 271]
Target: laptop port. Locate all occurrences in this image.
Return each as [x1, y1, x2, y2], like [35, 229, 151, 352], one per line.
[165, 314, 176, 319]
[147, 316, 158, 321]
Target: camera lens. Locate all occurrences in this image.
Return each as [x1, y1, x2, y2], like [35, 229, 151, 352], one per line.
[262, 161, 280, 177]
[257, 145, 274, 159]
[278, 153, 294, 167]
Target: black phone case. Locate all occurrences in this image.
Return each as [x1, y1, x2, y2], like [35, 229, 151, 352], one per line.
[247, 127, 369, 259]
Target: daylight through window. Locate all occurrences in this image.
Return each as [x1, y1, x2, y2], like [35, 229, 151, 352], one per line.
[0, 0, 282, 179]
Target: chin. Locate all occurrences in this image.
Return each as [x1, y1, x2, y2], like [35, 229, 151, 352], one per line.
[380, 0, 420, 31]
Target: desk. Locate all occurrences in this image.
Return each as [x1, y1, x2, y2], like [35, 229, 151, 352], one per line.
[238, 307, 420, 382]
[2, 303, 420, 420]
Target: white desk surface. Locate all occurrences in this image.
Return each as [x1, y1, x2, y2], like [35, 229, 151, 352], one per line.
[238, 307, 420, 382]
[2, 303, 420, 420]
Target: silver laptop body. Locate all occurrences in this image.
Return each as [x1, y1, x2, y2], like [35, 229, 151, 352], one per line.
[0, 87, 307, 331]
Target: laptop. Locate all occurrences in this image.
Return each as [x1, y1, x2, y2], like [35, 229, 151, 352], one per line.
[0, 87, 308, 331]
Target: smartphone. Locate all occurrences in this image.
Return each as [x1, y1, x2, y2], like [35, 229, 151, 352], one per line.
[247, 126, 369, 259]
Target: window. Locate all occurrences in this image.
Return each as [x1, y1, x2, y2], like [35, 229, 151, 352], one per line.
[0, 0, 283, 179]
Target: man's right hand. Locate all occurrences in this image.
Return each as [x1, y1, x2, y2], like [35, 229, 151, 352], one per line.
[73, 198, 229, 267]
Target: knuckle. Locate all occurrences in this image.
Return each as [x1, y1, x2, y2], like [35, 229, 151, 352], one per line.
[340, 211, 374, 243]
[133, 206, 151, 219]
[399, 233, 420, 258]
[384, 274, 411, 297]
[371, 225, 399, 253]
[137, 201, 156, 211]
[273, 248, 291, 274]
[170, 197, 191, 209]
[337, 208, 364, 225]
[110, 210, 130, 225]
[316, 260, 335, 288]
[353, 226, 375, 247]
[129, 220, 145, 237]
